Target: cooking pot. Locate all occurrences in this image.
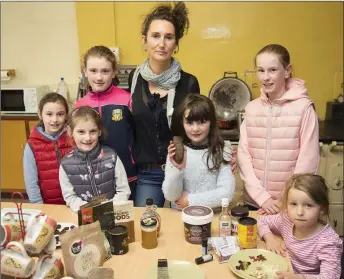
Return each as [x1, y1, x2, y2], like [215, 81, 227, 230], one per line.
[209, 72, 252, 130]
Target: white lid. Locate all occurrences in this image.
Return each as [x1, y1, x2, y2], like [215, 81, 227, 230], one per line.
[221, 198, 229, 207]
[182, 205, 214, 226]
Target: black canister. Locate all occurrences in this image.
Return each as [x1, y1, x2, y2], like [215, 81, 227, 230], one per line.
[230, 205, 249, 235]
[106, 225, 129, 255]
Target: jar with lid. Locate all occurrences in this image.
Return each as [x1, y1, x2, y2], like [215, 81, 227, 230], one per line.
[141, 217, 158, 249]
[230, 205, 249, 235]
[141, 198, 161, 236]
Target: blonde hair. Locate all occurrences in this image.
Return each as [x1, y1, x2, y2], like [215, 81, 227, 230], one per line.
[281, 174, 330, 223]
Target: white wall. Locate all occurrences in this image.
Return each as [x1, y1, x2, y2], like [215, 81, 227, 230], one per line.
[1, 2, 80, 101]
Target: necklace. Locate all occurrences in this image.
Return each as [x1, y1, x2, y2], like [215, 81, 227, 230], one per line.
[186, 142, 208, 150]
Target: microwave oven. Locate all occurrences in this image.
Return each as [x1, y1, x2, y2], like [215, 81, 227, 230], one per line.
[1, 85, 50, 113]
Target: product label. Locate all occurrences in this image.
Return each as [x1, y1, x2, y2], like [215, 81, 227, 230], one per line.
[231, 220, 238, 234]
[220, 221, 231, 237]
[74, 244, 101, 277]
[114, 211, 130, 220]
[151, 216, 161, 233]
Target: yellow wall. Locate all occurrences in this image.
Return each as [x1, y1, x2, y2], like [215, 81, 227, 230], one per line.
[75, 2, 343, 120]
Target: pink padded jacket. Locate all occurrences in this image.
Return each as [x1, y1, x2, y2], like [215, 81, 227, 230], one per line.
[238, 78, 319, 208]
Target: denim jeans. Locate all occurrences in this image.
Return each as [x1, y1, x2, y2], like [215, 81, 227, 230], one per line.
[134, 165, 166, 208]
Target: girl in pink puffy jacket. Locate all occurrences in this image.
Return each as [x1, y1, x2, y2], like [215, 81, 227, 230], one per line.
[238, 44, 319, 215]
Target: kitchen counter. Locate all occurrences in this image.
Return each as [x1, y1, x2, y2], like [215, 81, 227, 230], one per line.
[1, 112, 38, 120]
[319, 120, 344, 143]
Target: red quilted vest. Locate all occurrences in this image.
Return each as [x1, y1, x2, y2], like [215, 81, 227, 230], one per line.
[27, 127, 73, 204]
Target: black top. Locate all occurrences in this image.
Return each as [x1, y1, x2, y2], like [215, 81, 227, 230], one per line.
[128, 70, 200, 165]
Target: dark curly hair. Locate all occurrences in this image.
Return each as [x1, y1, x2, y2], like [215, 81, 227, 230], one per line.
[141, 2, 190, 48]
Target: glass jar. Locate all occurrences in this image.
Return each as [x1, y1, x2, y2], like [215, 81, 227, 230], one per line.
[88, 267, 114, 279]
[230, 205, 249, 235]
[141, 217, 158, 249]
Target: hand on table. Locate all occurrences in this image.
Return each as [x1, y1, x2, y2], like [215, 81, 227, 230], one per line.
[175, 191, 189, 209]
[274, 272, 305, 279]
[168, 141, 187, 170]
[264, 233, 287, 256]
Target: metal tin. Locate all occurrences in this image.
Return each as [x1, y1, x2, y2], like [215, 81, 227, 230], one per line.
[106, 225, 128, 255]
[238, 217, 257, 249]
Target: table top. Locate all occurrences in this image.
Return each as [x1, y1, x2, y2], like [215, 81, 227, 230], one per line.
[1, 202, 290, 279]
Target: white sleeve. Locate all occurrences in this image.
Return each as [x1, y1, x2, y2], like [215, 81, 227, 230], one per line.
[113, 156, 131, 201]
[162, 157, 184, 202]
[59, 165, 87, 212]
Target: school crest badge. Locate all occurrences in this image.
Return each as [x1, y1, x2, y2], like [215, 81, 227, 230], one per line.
[112, 109, 123, 121]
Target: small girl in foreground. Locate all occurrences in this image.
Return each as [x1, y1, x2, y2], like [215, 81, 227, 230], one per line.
[60, 106, 130, 212]
[258, 174, 342, 279]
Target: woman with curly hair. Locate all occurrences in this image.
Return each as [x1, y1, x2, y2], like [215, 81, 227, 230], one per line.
[129, 2, 200, 207]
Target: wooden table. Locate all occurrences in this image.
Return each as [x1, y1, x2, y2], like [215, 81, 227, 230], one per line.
[1, 202, 289, 279]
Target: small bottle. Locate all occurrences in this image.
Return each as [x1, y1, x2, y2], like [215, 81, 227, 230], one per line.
[141, 198, 161, 236]
[219, 198, 231, 237]
[57, 77, 70, 102]
[202, 238, 208, 256]
[195, 254, 213, 265]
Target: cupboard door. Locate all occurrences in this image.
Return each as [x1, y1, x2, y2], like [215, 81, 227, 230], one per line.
[329, 204, 344, 236]
[28, 120, 39, 135]
[317, 144, 327, 178]
[1, 120, 27, 191]
[325, 145, 343, 204]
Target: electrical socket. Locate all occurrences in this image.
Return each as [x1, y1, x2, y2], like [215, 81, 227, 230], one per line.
[109, 47, 120, 63]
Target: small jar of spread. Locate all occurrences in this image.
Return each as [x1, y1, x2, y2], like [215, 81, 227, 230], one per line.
[230, 205, 249, 235]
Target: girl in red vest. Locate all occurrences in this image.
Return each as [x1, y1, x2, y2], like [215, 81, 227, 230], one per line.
[24, 92, 73, 204]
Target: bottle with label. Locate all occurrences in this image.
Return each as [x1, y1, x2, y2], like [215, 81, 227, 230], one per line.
[141, 198, 161, 236]
[57, 77, 70, 103]
[219, 198, 231, 237]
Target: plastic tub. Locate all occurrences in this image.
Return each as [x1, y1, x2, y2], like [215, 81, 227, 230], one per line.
[181, 205, 214, 244]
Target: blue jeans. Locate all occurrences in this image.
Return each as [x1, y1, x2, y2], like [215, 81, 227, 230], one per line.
[134, 165, 166, 207]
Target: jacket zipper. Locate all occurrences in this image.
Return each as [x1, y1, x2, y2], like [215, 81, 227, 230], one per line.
[263, 103, 273, 189]
[86, 155, 99, 197]
[54, 141, 61, 165]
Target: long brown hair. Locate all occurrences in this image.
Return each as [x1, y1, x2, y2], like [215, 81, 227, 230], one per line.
[177, 94, 228, 171]
[281, 174, 330, 223]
